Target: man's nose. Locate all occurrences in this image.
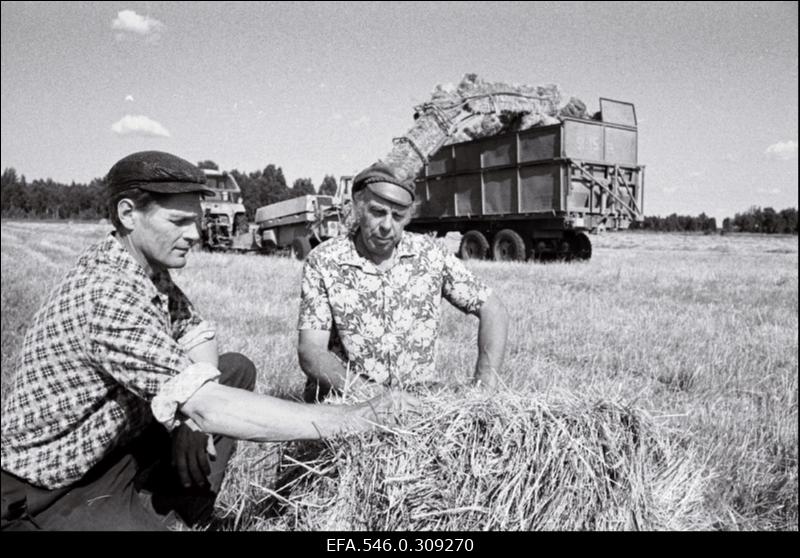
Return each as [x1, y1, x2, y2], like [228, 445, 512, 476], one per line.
[379, 214, 393, 232]
[186, 222, 201, 243]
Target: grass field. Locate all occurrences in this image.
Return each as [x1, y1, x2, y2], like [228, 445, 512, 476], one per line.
[1, 220, 797, 530]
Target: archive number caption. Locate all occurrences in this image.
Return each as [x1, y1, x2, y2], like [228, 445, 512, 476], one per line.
[327, 538, 474, 552]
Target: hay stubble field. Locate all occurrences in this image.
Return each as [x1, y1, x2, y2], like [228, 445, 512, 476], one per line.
[1, 220, 797, 530]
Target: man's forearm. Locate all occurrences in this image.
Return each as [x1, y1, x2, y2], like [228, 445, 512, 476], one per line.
[474, 294, 509, 388]
[182, 382, 383, 442]
[298, 342, 351, 392]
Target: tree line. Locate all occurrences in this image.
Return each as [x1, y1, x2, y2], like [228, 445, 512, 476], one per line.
[722, 206, 798, 234]
[629, 213, 718, 232]
[629, 207, 797, 234]
[2, 166, 797, 234]
[1, 163, 340, 221]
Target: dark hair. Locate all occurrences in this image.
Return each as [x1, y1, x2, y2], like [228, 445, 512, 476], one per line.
[107, 188, 165, 233]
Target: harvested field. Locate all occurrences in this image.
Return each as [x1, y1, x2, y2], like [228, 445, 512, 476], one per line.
[1, 220, 797, 531]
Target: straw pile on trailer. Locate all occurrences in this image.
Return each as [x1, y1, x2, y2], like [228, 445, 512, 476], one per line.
[382, 74, 592, 181]
[260, 388, 711, 531]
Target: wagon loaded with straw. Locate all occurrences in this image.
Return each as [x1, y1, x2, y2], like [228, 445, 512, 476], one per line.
[383, 73, 645, 262]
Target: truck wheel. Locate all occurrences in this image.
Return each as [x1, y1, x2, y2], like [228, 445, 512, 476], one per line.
[492, 229, 526, 262]
[291, 237, 312, 260]
[572, 232, 592, 260]
[234, 214, 249, 235]
[459, 230, 490, 260]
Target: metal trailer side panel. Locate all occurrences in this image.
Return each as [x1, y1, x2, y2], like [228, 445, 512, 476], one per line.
[518, 126, 560, 162]
[518, 164, 559, 212]
[454, 174, 482, 216]
[413, 113, 643, 228]
[254, 195, 334, 224]
[560, 117, 638, 166]
[483, 167, 517, 215]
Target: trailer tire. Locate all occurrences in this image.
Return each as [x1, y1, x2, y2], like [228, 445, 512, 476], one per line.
[492, 229, 526, 262]
[459, 230, 490, 260]
[572, 232, 592, 260]
[291, 237, 312, 260]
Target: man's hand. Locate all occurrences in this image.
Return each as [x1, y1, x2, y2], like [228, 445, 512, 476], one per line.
[172, 421, 214, 488]
[358, 389, 422, 427]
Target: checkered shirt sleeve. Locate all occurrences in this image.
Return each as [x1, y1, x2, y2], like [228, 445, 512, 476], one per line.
[88, 275, 218, 430]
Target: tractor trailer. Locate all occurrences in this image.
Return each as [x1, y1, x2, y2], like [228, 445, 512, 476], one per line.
[407, 98, 645, 261]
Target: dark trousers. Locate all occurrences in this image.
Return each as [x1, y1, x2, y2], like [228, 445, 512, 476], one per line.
[1, 353, 256, 531]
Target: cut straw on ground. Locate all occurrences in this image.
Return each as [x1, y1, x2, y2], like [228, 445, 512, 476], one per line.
[246, 387, 713, 531]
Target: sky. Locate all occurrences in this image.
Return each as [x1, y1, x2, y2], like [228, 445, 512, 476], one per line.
[1, 1, 797, 222]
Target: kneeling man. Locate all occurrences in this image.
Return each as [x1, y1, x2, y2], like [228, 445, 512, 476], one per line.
[298, 162, 509, 401]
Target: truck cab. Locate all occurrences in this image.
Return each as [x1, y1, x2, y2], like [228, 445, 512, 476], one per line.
[199, 169, 249, 249]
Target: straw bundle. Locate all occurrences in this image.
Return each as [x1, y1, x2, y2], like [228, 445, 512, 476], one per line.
[264, 389, 710, 531]
[384, 74, 565, 180]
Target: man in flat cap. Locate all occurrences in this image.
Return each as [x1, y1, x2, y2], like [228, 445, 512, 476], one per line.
[298, 161, 509, 402]
[0, 151, 416, 531]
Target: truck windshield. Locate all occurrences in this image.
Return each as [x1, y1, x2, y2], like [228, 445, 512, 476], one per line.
[204, 175, 241, 202]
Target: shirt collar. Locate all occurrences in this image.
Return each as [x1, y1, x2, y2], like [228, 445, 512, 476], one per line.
[99, 232, 170, 301]
[340, 231, 419, 271]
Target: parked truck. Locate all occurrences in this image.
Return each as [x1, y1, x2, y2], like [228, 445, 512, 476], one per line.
[199, 169, 252, 251]
[253, 188, 345, 259]
[198, 169, 352, 255]
[406, 98, 645, 261]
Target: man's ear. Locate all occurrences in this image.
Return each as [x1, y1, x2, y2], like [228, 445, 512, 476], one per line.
[117, 198, 137, 232]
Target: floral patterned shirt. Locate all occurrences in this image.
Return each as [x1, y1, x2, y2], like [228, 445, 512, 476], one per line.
[1, 233, 219, 488]
[298, 232, 491, 387]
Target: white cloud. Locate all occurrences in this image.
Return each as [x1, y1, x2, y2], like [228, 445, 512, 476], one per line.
[111, 115, 170, 138]
[662, 186, 678, 194]
[332, 112, 343, 121]
[722, 153, 736, 162]
[688, 171, 703, 178]
[756, 187, 782, 195]
[112, 10, 164, 37]
[765, 140, 798, 160]
[350, 115, 370, 128]
[124, 94, 134, 102]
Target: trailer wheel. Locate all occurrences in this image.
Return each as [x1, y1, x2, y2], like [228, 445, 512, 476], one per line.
[492, 229, 526, 262]
[572, 232, 592, 260]
[459, 230, 490, 260]
[291, 237, 312, 260]
[532, 240, 549, 261]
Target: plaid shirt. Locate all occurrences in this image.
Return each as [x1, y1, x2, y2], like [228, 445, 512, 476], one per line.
[298, 232, 490, 387]
[1, 233, 219, 489]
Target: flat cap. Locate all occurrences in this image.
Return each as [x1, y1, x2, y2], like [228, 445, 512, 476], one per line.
[106, 151, 214, 196]
[352, 161, 415, 207]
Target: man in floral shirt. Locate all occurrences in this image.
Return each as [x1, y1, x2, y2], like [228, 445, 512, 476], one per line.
[298, 162, 509, 401]
[1, 152, 416, 531]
